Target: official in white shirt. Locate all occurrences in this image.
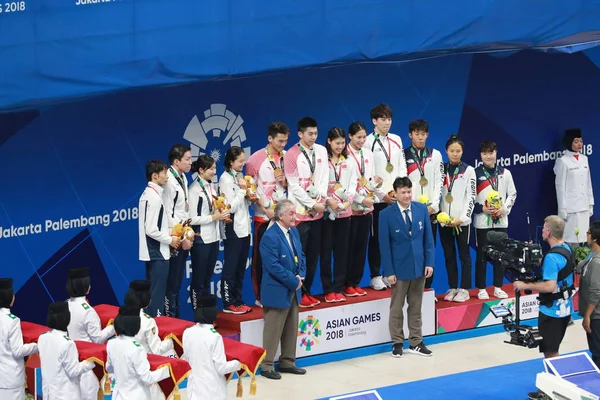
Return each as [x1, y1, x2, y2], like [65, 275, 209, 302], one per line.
[182, 295, 240, 400]
[0, 278, 38, 400]
[163, 144, 193, 318]
[219, 146, 253, 315]
[364, 104, 408, 291]
[138, 160, 180, 317]
[123, 280, 174, 356]
[555, 129, 594, 245]
[39, 302, 95, 400]
[106, 307, 170, 400]
[66, 267, 115, 400]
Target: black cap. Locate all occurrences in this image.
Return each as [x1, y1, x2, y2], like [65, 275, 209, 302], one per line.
[0, 278, 13, 290]
[118, 306, 140, 317]
[48, 301, 69, 315]
[67, 267, 90, 280]
[128, 280, 150, 292]
[196, 294, 217, 308]
[562, 128, 582, 150]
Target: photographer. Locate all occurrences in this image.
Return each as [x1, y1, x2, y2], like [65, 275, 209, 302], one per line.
[513, 216, 574, 400]
[578, 221, 600, 367]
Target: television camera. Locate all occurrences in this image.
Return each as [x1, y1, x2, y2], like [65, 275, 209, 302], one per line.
[484, 231, 543, 348]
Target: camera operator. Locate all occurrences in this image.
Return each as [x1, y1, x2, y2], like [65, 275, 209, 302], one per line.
[578, 221, 600, 367]
[513, 215, 574, 400]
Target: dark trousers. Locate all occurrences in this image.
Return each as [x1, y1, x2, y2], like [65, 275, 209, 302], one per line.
[368, 203, 389, 278]
[439, 225, 472, 289]
[251, 221, 269, 302]
[145, 259, 169, 317]
[475, 227, 507, 289]
[165, 249, 189, 317]
[425, 218, 438, 289]
[321, 217, 351, 294]
[347, 213, 372, 287]
[297, 219, 322, 295]
[190, 239, 219, 310]
[222, 235, 251, 308]
[587, 319, 600, 367]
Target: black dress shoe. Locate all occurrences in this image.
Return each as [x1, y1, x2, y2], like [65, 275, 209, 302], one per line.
[261, 370, 281, 380]
[279, 366, 306, 375]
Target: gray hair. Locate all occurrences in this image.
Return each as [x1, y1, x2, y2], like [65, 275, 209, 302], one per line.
[544, 215, 565, 240]
[273, 199, 294, 221]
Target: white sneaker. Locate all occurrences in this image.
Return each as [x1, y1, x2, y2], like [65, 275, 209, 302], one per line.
[453, 289, 470, 302]
[493, 287, 508, 299]
[255, 300, 263, 308]
[477, 289, 489, 300]
[382, 276, 393, 288]
[443, 289, 458, 302]
[370, 276, 387, 291]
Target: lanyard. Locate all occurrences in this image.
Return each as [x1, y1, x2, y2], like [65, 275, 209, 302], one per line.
[482, 166, 498, 191]
[445, 162, 461, 193]
[329, 156, 344, 183]
[265, 148, 285, 171]
[371, 134, 400, 164]
[299, 144, 316, 175]
[147, 185, 160, 196]
[197, 178, 214, 213]
[169, 167, 188, 203]
[349, 147, 365, 177]
[410, 146, 428, 177]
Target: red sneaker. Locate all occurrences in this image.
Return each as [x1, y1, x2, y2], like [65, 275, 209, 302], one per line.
[308, 294, 321, 306]
[353, 286, 367, 296]
[343, 287, 358, 297]
[299, 294, 315, 308]
[324, 293, 337, 303]
[223, 305, 245, 315]
[335, 293, 347, 302]
[237, 304, 252, 314]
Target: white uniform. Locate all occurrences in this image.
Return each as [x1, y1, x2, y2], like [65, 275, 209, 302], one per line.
[364, 132, 408, 197]
[38, 329, 95, 400]
[219, 171, 252, 239]
[554, 150, 594, 243]
[0, 308, 38, 400]
[182, 323, 240, 400]
[106, 335, 170, 400]
[134, 310, 174, 356]
[66, 297, 115, 400]
[405, 146, 444, 213]
[440, 162, 476, 226]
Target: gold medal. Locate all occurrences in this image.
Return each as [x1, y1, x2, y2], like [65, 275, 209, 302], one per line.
[386, 162, 394, 173]
[333, 182, 343, 191]
[273, 168, 283, 177]
[445, 193, 454, 204]
[359, 176, 368, 187]
[419, 176, 428, 186]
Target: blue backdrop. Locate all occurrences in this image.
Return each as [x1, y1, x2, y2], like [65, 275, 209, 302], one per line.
[1, 48, 599, 323]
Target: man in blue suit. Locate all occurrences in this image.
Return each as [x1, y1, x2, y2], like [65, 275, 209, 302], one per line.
[259, 199, 307, 379]
[379, 177, 435, 358]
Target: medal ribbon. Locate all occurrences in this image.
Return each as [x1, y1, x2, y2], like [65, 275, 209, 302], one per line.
[349, 147, 365, 177]
[329, 157, 344, 184]
[265, 148, 285, 172]
[299, 144, 316, 175]
[169, 167, 188, 204]
[445, 162, 461, 194]
[410, 146, 428, 178]
[197, 178, 214, 213]
[482, 166, 499, 191]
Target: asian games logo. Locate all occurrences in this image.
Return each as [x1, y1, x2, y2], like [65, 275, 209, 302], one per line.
[183, 103, 251, 165]
[298, 315, 322, 351]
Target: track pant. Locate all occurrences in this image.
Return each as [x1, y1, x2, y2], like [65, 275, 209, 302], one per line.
[222, 234, 251, 308]
[368, 203, 388, 278]
[297, 219, 323, 295]
[439, 225, 472, 289]
[321, 216, 351, 294]
[475, 227, 507, 289]
[347, 213, 372, 287]
[251, 220, 269, 302]
[165, 249, 189, 317]
[145, 259, 169, 317]
[190, 239, 219, 310]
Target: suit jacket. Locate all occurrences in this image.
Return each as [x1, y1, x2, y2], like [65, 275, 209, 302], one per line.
[259, 223, 306, 308]
[379, 201, 435, 280]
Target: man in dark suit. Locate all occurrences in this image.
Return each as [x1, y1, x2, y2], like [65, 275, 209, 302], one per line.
[259, 199, 307, 379]
[379, 177, 435, 358]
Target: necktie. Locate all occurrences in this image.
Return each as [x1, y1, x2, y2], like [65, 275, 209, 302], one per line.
[404, 209, 412, 235]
